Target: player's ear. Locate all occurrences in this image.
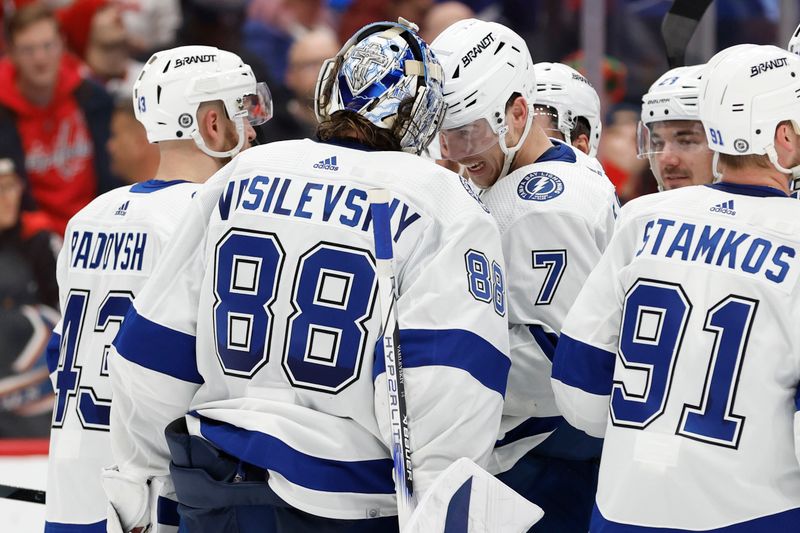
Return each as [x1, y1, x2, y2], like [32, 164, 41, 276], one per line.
[573, 133, 591, 155]
[198, 102, 224, 151]
[506, 95, 528, 133]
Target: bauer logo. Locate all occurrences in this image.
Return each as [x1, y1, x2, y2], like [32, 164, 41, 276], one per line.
[174, 54, 216, 68]
[750, 57, 788, 77]
[461, 32, 495, 68]
[518, 172, 564, 201]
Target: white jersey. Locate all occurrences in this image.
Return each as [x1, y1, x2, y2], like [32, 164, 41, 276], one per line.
[552, 183, 800, 530]
[46, 180, 197, 531]
[482, 139, 618, 473]
[107, 138, 510, 524]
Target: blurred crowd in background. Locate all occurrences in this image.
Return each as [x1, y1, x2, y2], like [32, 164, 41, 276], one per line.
[0, 0, 791, 439]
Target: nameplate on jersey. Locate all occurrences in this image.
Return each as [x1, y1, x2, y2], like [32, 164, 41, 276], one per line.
[216, 175, 422, 244]
[635, 217, 799, 292]
[68, 227, 152, 275]
[517, 172, 564, 202]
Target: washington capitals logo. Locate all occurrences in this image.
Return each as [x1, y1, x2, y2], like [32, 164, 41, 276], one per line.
[344, 41, 393, 95]
[518, 172, 565, 201]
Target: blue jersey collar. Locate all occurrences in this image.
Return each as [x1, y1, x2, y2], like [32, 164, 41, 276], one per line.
[535, 141, 577, 164]
[130, 179, 190, 193]
[706, 182, 789, 198]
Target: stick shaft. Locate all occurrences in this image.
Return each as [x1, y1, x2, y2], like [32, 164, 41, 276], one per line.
[369, 188, 415, 528]
[0, 483, 46, 504]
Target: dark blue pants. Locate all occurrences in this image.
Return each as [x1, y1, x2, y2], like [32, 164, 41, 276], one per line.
[496, 421, 602, 533]
[165, 418, 400, 533]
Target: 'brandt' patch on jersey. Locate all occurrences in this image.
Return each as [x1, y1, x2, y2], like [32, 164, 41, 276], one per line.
[517, 172, 564, 202]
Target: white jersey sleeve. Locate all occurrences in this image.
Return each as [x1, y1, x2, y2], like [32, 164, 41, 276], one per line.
[552, 183, 800, 530]
[45, 180, 199, 531]
[104, 172, 231, 532]
[481, 141, 617, 472]
[108, 139, 510, 525]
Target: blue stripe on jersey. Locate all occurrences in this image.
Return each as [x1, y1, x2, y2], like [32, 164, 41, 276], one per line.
[552, 334, 615, 395]
[44, 520, 106, 532]
[114, 306, 202, 384]
[495, 415, 561, 448]
[194, 414, 395, 494]
[372, 328, 510, 397]
[157, 495, 180, 526]
[130, 179, 190, 194]
[46, 331, 61, 374]
[591, 505, 800, 532]
[795, 386, 800, 411]
[528, 325, 558, 362]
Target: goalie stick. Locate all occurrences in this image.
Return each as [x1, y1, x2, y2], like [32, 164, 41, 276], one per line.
[368, 188, 415, 530]
[661, 0, 715, 68]
[0, 482, 45, 504]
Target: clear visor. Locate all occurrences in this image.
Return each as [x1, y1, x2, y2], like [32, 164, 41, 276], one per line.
[637, 120, 708, 158]
[439, 118, 500, 161]
[239, 82, 273, 126]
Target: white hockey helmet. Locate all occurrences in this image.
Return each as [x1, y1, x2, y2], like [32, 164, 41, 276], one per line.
[789, 23, 800, 56]
[699, 44, 800, 182]
[640, 64, 704, 126]
[314, 18, 446, 155]
[533, 62, 602, 157]
[636, 64, 711, 189]
[432, 19, 535, 181]
[133, 45, 272, 159]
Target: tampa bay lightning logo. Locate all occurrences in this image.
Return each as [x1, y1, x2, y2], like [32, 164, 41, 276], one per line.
[517, 172, 565, 201]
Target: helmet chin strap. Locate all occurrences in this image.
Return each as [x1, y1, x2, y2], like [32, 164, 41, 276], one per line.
[765, 144, 800, 190]
[192, 116, 247, 160]
[498, 105, 534, 181]
[712, 151, 723, 182]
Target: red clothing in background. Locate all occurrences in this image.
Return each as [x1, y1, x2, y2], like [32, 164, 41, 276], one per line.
[0, 55, 97, 234]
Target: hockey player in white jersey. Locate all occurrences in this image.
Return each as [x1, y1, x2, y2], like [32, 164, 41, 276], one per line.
[533, 62, 603, 158]
[552, 44, 800, 531]
[637, 64, 713, 191]
[433, 19, 617, 532]
[45, 46, 268, 532]
[103, 19, 510, 533]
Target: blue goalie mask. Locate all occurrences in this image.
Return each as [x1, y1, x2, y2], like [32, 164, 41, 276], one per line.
[314, 18, 446, 154]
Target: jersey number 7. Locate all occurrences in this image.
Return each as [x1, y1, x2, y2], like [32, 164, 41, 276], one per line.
[532, 250, 567, 305]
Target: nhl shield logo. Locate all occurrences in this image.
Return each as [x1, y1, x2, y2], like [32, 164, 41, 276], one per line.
[518, 172, 565, 201]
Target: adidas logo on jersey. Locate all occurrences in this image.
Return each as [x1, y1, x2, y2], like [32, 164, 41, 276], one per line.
[709, 199, 736, 216]
[114, 200, 129, 216]
[313, 156, 339, 171]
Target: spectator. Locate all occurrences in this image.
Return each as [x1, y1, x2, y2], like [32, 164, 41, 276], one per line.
[244, 0, 332, 85]
[283, 27, 339, 139]
[119, 0, 182, 58]
[420, 1, 474, 42]
[0, 158, 59, 438]
[106, 99, 159, 184]
[0, 3, 120, 235]
[59, 0, 144, 101]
